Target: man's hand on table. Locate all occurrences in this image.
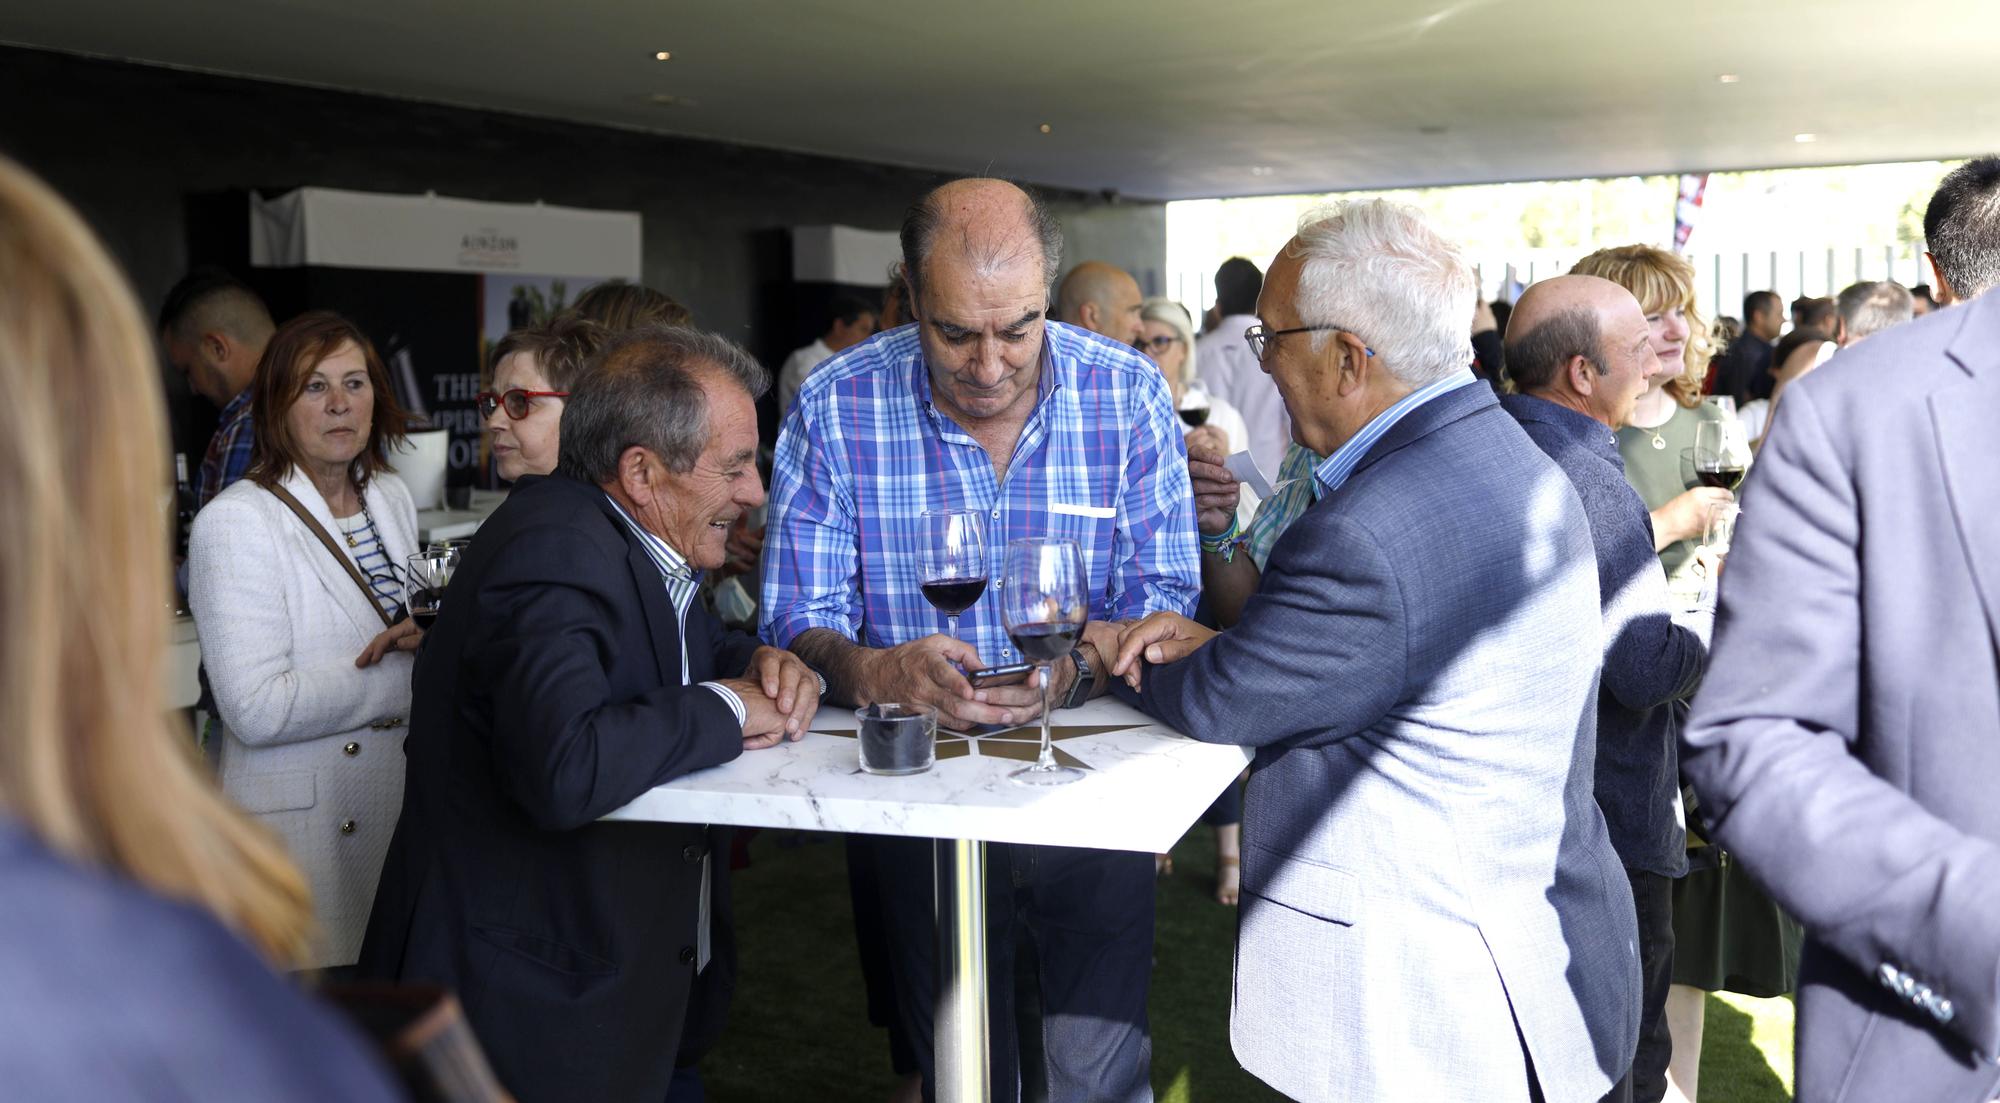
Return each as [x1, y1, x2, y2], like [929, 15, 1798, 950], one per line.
[1186, 445, 1242, 537]
[859, 634, 1050, 731]
[1105, 612, 1218, 690]
[724, 646, 822, 750]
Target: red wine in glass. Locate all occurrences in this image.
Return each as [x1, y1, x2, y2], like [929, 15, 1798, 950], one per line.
[1695, 466, 1745, 491]
[410, 591, 440, 630]
[1000, 537, 1089, 786]
[1178, 406, 1210, 429]
[920, 508, 988, 640]
[921, 577, 988, 615]
[404, 551, 456, 635]
[1006, 622, 1080, 662]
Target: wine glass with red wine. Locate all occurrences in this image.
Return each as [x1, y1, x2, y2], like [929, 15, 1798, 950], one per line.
[1000, 537, 1089, 786]
[1177, 380, 1214, 430]
[1692, 420, 1750, 491]
[404, 551, 456, 631]
[919, 508, 988, 641]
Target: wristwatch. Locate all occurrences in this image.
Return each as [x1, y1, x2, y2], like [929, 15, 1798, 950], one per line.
[1064, 647, 1096, 709]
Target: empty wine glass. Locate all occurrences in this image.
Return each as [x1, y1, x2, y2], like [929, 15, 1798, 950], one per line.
[404, 551, 456, 631]
[1694, 503, 1741, 611]
[919, 508, 988, 641]
[1000, 537, 1089, 786]
[1704, 501, 1741, 557]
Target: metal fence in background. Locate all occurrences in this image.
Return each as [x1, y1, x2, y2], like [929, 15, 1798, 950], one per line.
[1173, 244, 1932, 328]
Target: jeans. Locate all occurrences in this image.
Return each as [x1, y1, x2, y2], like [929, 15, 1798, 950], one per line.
[1602, 867, 1676, 1103]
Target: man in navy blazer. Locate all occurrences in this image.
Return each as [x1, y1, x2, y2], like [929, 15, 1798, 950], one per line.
[1105, 200, 1639, 1102]
[1682, 284, 2000, 1102]
[359, 327, 820, 1103]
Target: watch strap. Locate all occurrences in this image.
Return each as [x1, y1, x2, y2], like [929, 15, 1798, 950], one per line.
[1064, 647, 1095, 709]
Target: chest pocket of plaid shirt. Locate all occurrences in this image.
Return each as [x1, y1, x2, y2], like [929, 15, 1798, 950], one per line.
[1043, 501, 1116, 609]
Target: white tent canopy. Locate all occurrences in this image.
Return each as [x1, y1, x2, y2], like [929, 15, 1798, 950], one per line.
[791, 224, 900, 287]
[249, 186, 641, 280]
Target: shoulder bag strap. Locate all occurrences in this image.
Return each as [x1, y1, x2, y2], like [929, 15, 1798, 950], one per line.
[268, 483, 396, 629]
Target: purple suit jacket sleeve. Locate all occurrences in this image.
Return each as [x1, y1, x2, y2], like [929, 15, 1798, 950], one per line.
[1682, 380, 2000, 1058]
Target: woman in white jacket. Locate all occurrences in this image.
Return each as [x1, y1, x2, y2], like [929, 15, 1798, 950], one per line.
[189, 310, 422, 969]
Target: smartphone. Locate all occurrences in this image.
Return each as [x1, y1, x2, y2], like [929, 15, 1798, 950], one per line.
[967, 662, 1035, 689]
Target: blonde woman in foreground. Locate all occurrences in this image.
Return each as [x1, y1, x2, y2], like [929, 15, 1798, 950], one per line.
[0, 155, 399, 1100]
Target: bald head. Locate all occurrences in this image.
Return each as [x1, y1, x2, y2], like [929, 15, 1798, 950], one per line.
[1055, 261, 1144, 343]
[900, 178, 1062, 308]
[898, 178, 1066, 426]
[1505, 275, 1660, 427]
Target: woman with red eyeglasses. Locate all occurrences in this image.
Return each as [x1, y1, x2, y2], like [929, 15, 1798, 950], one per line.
[481, 314, 605, 481]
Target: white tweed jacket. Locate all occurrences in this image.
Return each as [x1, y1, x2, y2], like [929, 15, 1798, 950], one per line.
[188, 466, 418, 968]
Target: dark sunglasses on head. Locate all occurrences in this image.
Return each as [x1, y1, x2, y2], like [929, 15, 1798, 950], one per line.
[477, 388, 569, 420]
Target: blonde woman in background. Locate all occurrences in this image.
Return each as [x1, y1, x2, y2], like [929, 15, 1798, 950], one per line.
[1571, 246, 1735, 584]
[0, 155, 398, 1098]
[1139, 296, 1257, 529]
[1572, 244, 1801, 1103]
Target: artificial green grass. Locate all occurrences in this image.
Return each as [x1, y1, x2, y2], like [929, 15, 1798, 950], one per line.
[1700, 993, 1794, 1103]
[703, 826, 1794, 1102]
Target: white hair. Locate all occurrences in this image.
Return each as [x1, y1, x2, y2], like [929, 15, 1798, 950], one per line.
[1289, 199, 1476, 387]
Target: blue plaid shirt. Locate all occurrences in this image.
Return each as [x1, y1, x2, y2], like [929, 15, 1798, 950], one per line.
[760, 321, 1200, 667]
[195, 389, 255, 510]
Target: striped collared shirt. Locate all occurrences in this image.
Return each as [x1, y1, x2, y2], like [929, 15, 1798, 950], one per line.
[1241, 442, 1325, 571]
[604, 494, 746, 727]
[759, 321, 1200, 664]
[1313, 371, 1481, 499]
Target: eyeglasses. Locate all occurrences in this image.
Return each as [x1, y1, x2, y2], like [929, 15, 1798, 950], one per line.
[1243, 324, 1375, 363]
[477, 388, 569, 420]
[1137, 334, 1182, 353]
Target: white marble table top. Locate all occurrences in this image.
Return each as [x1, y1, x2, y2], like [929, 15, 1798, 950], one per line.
[605, 696, 1250, 853]
[416, 488, 509, 543]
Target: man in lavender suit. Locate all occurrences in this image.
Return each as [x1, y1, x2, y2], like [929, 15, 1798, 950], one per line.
[1682, 282, 2000, 1100]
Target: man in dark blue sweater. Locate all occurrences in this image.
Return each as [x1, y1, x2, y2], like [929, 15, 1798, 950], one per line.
[1501, 275, 1711, 1103]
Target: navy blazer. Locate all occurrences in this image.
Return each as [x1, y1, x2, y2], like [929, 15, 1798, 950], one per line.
[1134, 381, 1639, 1102]
[1684, 293, 2000, 1103]
[358, 473, 760, 1103]
[0, 818, 400, 1101]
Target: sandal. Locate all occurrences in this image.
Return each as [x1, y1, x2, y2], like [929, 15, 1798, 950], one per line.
[1215, 855, 1240, 906]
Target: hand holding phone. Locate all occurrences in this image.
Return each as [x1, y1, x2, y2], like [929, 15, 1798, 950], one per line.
[967, 662, 1035, 689]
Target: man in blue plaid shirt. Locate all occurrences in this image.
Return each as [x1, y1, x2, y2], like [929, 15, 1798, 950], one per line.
[761, 179, 1198, 1103]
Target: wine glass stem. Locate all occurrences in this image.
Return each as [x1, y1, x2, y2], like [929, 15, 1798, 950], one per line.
[946, 613, 959, 642]
[1035, 667, 1055, 770]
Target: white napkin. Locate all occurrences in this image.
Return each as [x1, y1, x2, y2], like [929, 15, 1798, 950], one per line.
[1225, 450, 1275, 499]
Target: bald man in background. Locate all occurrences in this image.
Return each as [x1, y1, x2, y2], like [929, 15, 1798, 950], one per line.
[1053, 260, 1145, 345]
[1502, 276, 1708, 1103]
